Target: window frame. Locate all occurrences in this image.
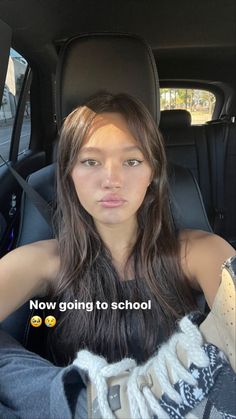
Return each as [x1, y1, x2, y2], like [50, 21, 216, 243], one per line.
[0, 50, 32, 166]
[9, 65, 32, 163]
[159, 80, 225, 122]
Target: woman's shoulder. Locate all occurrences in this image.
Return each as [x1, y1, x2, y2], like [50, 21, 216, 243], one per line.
[40, 238, 59, 255]
[178, 228, 213, 242]
[178, 228, 235, 255]
[34, 238, 59, 261]
[178, 228, 211, 290]
[178, 228, 236, 307]
[34, 239, 60, 286]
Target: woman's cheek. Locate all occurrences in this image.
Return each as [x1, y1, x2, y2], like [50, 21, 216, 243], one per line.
[73, 168, 95, 188]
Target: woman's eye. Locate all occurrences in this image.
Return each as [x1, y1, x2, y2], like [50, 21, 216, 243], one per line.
[80, 159, 99, 166]
[125, 159, 143, 167]
[80, 159, 143, 167]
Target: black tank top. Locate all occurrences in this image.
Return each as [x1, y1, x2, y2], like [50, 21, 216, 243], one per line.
[111, 278, 167, 364]
[47, 277, 169, 366]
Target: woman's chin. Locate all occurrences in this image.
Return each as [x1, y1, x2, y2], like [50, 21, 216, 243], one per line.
[94, 213, 131, 226]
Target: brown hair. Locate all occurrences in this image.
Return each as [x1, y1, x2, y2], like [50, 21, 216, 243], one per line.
[48, 92, 196, 366]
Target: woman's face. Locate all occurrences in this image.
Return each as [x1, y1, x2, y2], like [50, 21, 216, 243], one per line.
[71, 112, 152, 227]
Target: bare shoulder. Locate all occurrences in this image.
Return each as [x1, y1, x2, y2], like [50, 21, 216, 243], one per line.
[36, 238, 59, 257]
[179, 228, 210, 242]
[19, 239, 60, 294]
[35, 239, 60, 282]
[0, 239, 61, 320]
[178, 228, 235, 259]
[178, 229, 236, 307]
[26, 238, 59, 264]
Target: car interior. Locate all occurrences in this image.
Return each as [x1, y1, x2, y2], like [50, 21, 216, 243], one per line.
[0, 0, 235, 363]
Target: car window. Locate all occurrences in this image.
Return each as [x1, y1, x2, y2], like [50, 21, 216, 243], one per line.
[160, 88, 216, 125]
[0, 48, 31, 164]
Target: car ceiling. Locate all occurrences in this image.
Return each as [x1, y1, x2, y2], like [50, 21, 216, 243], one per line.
[0, 0, 236, 84]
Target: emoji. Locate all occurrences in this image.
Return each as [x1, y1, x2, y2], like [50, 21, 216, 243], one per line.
[30, 315, 42, 327]
[45, 315, 57, 328]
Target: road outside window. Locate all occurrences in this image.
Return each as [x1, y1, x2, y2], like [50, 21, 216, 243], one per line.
[0, 48, 31, 163]
[160, 88, 216, 124]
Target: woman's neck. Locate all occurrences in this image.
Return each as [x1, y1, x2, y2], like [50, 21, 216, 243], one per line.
[94, 217, 138, 279]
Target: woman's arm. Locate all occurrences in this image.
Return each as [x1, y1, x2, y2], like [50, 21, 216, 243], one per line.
[0, 239, 59, 322]
[180, 229, 236, 370]
[180, 229, 236, 308]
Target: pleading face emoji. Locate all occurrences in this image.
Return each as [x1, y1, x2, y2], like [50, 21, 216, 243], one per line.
[30, 316, 42, 327]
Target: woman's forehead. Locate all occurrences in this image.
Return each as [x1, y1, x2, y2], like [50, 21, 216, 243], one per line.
[87, 111, 128, 133]
[81, 112, 138, 148]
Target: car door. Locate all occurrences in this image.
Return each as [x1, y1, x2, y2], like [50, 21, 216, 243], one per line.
[0, 19, 47, 258]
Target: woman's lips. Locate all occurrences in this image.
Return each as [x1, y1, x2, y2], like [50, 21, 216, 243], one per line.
[99, 200, 126, 208]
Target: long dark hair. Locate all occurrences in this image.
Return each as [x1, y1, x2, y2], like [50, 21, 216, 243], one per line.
[48, 92, 196, 366]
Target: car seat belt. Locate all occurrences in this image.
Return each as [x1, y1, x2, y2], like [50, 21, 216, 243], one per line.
[212, 122, 229, 235]
[0, 154, 53, 228]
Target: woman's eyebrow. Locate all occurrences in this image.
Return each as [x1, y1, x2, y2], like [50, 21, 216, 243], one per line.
[80, 145, 142, 153]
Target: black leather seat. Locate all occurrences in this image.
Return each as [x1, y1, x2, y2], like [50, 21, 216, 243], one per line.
[160, 109, 212, 223]
[1, 33, 212, 360]
[160, 109, 236, 245]
[205, 120, 236, 244]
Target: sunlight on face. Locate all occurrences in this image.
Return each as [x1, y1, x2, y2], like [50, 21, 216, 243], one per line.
[71, 112, 152, 228]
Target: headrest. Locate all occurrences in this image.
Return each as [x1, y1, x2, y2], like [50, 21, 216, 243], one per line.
[160, 110, 192, 129]
[56, 33, 160, 127]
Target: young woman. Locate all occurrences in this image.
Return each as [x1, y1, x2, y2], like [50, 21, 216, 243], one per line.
[0, 92, 235, 418]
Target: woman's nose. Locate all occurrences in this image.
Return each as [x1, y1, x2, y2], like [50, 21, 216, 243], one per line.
[101, 162, 123, 188]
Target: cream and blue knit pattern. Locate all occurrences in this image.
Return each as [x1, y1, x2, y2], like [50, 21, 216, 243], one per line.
[73, 314, 236, 419]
